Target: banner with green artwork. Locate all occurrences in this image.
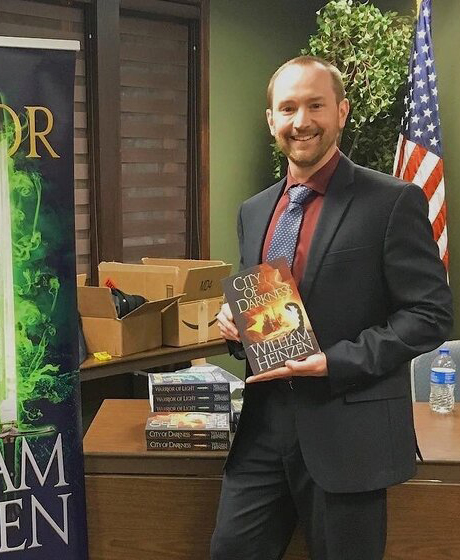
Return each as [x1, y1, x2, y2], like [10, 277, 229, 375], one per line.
[0, 37, 88, 557]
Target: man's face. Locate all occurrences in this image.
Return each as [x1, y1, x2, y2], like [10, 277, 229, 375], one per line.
[266, 63, 349, 172]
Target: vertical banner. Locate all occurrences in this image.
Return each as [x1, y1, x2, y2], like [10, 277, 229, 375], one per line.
[0, 38, 88, 558]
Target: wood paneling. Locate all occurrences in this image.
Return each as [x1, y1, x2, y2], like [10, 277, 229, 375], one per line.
[85, 401, 460, 560]
[199, 0, 210, 258]
[0, 0, 92, 276]
[386, 482, 460, 559]
[120, 15, 188, 262]
[90, 0, 123, 269]
[121, 0, 200, 19]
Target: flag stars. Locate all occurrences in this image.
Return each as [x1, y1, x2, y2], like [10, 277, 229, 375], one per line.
[417, 30, 426, 39]
[432, 87, 438, 96]
[411, 114, 420, 124]
[427, 123, 436, 132]
[414, 64, 422, 74]
[423, 7, 430, 17]
[430, 137, 439, 147]
[416, 79, 425, 88]
[420, 93, 429, 103]
[425, 57, 433, 67]
[421, 44, 430, 54]
[410, 100, 416, 110]
[428, 72, 436, 82]
[414, 129, 422, 138]
[424, 108, 433, 118]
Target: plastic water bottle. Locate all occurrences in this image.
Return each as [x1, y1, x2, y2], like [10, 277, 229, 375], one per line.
[429, 348, 456, 414]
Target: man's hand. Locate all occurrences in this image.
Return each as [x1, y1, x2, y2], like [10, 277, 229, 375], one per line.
[216, 303, 241, 342]
[246, 352, 328, 383]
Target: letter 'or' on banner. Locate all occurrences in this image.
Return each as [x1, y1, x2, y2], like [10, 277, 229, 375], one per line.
[0, 37, 88, 559]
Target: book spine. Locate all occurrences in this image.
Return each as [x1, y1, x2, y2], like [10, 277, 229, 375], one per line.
[150, 383, 229, 394]
[152, 393, 230, 404]
[147, 440, 230, 451]
[152, 403, 231, 413]
[146, 430, 230, 441]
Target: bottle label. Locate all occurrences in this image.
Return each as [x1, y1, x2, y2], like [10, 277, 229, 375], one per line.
[431, 368, 456, 384]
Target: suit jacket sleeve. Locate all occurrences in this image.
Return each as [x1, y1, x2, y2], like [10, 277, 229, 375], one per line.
[325, 183, 453, 395]
[226, 205, 247, 360]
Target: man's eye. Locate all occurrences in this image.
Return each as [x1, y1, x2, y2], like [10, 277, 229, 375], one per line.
[311, 104, 323, 110]
[281, 106, 294, 113]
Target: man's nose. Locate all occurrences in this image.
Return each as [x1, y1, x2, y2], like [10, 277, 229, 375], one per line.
[293, 108, 311, 129]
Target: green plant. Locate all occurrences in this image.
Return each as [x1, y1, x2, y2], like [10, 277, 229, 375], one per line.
[272, 0, 414, 177]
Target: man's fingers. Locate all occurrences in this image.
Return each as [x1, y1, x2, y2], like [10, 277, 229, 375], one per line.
[246, 366, 291, 383]
[217, 304, 241, 341]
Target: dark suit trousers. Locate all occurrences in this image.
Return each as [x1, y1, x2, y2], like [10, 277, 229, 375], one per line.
[210, 381, 387, 560]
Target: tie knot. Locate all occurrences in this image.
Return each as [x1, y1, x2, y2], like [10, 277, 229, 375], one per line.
[288, 185, 313, 205]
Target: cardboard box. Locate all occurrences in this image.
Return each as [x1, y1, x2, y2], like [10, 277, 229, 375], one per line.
[98, 259, 232, 347]
[99, 259, 231, 302]
[141, 259, 230, 346]
[77, 285, 179, 357]
[162, 296, 223, 347]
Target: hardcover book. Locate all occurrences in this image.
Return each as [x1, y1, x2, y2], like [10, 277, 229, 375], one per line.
[147, 440, 230, 452]
[152, 402, 231, 413]
[149, 372, 229, 394]
[152, 393, 230, 404]
[145, 412, 230, 442]
[222, 258, 320, 374]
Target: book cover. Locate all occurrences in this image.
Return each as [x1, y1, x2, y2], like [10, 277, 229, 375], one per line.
[148, 372, 230, 394]
[152, 402, 231, 413]
[147, 440, 230, 452]
[146, 429, 230, 442]
[145, 412, 230, 436]
[152, 393, 230, 404]
[222, 258, 320, 374]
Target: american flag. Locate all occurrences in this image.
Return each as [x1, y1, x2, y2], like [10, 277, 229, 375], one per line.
[393, 0, 448, 267]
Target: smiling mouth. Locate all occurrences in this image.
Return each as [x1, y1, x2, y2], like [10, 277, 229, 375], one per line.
[291, 133, 319, 142]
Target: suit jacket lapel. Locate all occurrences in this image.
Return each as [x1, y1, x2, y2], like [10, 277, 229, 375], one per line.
[299, 156, 355, 302]
[246, 177, 285, 267]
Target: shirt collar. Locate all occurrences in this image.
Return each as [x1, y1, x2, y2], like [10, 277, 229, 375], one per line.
[284, 148, 340, 195]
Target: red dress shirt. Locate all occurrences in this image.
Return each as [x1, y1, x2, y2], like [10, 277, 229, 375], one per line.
[262, 150, 340, 285]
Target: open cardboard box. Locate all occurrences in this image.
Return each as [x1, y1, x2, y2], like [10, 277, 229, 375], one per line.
[98, 259, 232, 346]
[77, 285, 179, 357]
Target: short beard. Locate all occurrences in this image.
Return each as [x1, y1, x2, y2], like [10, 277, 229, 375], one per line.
[288, 150, 325, 168]
[275, 135, 330, 169]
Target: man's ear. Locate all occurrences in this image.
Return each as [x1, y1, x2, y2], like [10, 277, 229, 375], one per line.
[266, 108, 275, 136]
[338, 98, 350, 130]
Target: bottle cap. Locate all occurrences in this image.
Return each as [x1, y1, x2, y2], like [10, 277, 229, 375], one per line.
[439, 348, 450, 354]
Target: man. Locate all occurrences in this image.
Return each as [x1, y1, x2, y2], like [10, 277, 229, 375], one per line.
[210, 55, 452, 560]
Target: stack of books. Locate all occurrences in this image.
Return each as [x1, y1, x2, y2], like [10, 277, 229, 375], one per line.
[146, 369, 231, 452]
[145, 411, 230, 452]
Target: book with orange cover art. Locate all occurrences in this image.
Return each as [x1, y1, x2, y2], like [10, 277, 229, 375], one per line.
[222, 258, 320, 374]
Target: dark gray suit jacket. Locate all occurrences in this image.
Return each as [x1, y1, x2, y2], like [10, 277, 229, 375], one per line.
[230, 154, 452, 493]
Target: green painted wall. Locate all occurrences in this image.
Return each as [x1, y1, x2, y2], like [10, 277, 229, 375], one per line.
[208, 0, 323, 375]
[433, 0, 460, 336]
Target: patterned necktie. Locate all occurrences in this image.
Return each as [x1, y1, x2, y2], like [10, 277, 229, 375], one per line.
[266, 185, 314, 268]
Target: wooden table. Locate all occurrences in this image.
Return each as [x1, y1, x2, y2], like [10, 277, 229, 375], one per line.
[84, 400, 460, 560]
[79, 339, 228, 382]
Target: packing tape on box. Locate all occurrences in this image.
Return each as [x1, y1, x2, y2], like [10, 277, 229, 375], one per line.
[198, 300, 208, 343]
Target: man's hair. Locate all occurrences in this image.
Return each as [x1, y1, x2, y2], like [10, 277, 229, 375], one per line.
[267, 55, 346, 109]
